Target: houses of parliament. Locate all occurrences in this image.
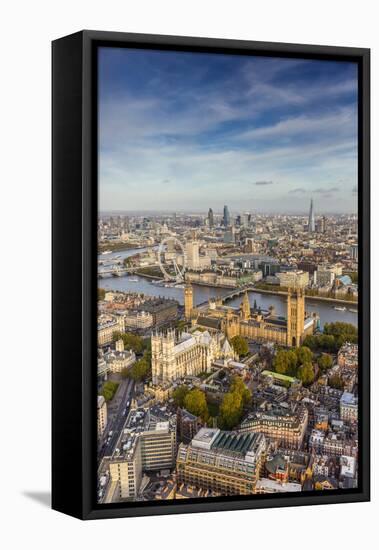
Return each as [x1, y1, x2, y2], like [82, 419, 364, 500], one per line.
[150, 283, 317, 388]
[184, 283, 318, 348]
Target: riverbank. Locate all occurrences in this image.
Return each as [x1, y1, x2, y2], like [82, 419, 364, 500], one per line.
[250, 286, 358, 306]
[99, 243, 147, 253]
[134, 271, 162, 280]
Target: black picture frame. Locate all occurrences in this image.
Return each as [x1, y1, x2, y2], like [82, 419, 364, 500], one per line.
[52, 30, 370, 520]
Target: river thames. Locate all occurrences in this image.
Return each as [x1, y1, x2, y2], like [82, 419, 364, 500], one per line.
[98, 249, 357, 329]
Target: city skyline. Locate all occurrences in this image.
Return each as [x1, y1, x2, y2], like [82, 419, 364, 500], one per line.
[98, 198, 357, 217]
[99, 48, 358, 213]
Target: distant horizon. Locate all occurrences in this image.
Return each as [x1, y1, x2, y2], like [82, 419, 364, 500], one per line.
[99, 48, 358, 214]
[99, 206, 357, 217]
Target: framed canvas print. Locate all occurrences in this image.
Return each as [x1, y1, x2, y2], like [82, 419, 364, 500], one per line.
[52, 30, 370, 520]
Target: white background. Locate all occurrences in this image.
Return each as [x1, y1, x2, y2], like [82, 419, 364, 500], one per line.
[1, 1, 377, 548]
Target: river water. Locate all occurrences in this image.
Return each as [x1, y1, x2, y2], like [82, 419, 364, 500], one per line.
[98, 249, 357, 329]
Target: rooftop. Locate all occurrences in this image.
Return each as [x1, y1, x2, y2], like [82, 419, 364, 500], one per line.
[340, 392, 358, 406]
[191, 427, 265, 459]
[261, 370, 297, 383]
[192, 428, 220, 450]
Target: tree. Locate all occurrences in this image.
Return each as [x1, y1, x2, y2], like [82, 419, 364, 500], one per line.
[98, 288, 106, 301]
[101, 381, 119, 402]
[323, 322, 358, 345]
[303, 333, 337, 353]
[328, 374, 344, 390]
[297, 362, 315, 386]
[121, 367, 130, 379]
[319, 334, 336, 353]
[296, 346, 313, 365]
[318, 354, 333, 371]
[173, 385, 190, 408]
[184, 389, 209, 422]
[112, 332, 145, 354]
[286, 350, 298, 375]
[126, 353, 151, 382]
[273, 349, 291, 374]
[230, 376, 251, 406]
[302, 335, 317, 351]
[346, 271, 358, 284]
[230, 335, 249, 357]
[219, 391, 243, 430]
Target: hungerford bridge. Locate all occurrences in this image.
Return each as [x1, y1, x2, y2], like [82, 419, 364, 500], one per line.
[97, 265, 142, 278]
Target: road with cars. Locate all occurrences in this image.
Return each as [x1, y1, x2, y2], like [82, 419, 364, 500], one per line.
[98, 377, 135, 462]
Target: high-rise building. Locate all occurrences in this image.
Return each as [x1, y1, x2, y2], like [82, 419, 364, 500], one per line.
[316, 215, 327, 234]
[308, 199, 315, 233]
[242, 212, 250, 228]
[208, 208, 214, 228]
[223, 205, 230, 227]
[224, 226, 236, 243]
[185, 241, 200, 269]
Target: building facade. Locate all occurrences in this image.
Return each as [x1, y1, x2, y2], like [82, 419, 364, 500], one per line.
[97, 395, 107, 439]
[277, 270, 309, 288]
[340, 392, 358, 422]
[109, 408, 177, 500]
[123, 310, 154, 329]
[139, 297, 178, 326]
[151, 329, 235, 385]
[97, 314, 124, 345]
[191, 286, 316, 348]
[176, 428, 266, 496]
[239, 407, 308, 450]
[103, 339, 136, 373]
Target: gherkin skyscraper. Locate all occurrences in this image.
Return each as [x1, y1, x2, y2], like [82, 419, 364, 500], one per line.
[308, 198, 315, 233]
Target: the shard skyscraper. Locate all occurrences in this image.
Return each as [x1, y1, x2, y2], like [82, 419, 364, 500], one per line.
[308, 198, 315, 233]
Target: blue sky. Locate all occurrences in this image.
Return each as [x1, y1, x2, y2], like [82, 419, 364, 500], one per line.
[99, 47, 358, 214]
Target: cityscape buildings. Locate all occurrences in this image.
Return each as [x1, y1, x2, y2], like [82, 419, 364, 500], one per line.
[96, 48, 359, 505]
[97, 203, 359, 503]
